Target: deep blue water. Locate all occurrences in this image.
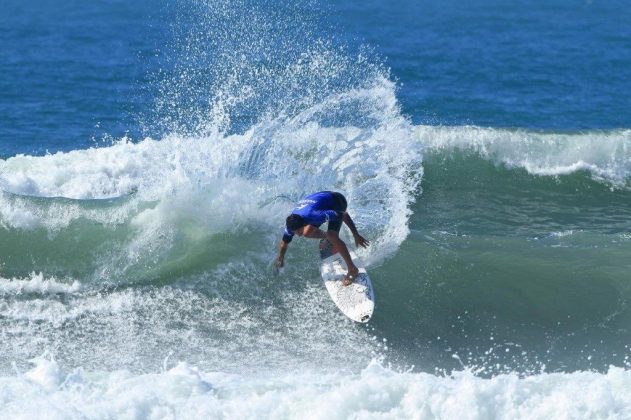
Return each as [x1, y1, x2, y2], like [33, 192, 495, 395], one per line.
[0, 0, 160, 156]
[334, 0, 631, 128]
[1, 0, 630, 157]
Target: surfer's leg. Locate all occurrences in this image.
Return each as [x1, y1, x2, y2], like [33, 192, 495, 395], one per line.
[320, 194, 344, 257]
[324, 230, 359, 286]
[327, 192, 347, 233]
[327, 218, 343, 233]
[327, 193, 358, 286]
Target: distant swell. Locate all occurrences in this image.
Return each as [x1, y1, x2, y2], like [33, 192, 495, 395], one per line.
[417, 126, 631, 187]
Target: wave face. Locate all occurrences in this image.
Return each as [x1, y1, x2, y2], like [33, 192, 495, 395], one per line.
[374, 126, 631, 378]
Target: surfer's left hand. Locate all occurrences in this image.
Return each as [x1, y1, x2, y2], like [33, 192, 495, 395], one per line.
[354, 234, 370, 248]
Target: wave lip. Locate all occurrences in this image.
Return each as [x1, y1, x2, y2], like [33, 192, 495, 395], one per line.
[2, 358, 631, 419]
[417, 126, 631, 187]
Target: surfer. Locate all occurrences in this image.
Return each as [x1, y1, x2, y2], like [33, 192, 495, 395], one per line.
[275, 191, 369, 286]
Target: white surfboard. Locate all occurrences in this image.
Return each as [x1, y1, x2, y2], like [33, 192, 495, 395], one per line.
[319, 240, 375, 323]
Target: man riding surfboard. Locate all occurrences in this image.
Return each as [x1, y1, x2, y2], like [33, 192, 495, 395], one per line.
[275, 191, 369, 286]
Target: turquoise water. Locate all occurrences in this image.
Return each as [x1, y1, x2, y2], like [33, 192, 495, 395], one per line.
[1, 0, 631, 417]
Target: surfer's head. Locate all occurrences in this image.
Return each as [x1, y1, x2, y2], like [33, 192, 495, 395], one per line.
[286, 214, 306, 235]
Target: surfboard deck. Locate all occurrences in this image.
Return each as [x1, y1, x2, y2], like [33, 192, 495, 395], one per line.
[319, 239, 375, 323]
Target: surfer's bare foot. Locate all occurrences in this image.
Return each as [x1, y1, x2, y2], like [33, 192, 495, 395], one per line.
[343, 267, 360, 286]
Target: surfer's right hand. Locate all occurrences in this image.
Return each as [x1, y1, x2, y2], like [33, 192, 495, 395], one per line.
[275, 256, 284, 268]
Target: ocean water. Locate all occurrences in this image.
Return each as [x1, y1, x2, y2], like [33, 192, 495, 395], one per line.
[1, 0, 631, 418]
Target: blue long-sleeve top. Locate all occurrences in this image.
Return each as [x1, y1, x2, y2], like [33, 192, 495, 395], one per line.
[282, 191, 342, 243]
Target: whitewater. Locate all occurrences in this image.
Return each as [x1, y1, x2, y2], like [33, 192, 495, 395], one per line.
[1, 119, 631, 418]
[2, 358, 631, 419]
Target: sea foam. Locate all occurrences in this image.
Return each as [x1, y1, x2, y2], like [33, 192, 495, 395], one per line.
[1, 358, 630, 419]
[0, 272, 81, 295]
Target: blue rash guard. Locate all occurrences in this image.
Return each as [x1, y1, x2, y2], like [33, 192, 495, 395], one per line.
[282, 191, 345, 243]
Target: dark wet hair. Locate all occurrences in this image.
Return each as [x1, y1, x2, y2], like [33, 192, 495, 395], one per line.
[286, 214, 306, 231]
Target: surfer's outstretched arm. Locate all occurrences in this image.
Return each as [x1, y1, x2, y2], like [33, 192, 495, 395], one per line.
[276, 240, 289, 268]
[342, 212, 370, 248]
